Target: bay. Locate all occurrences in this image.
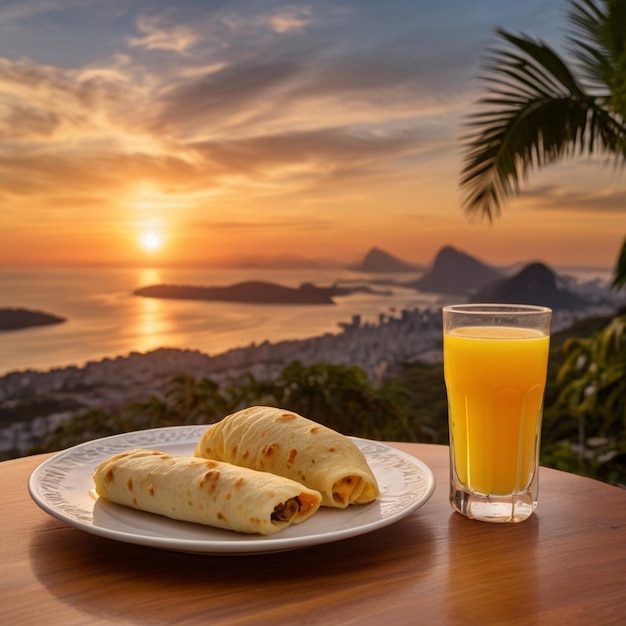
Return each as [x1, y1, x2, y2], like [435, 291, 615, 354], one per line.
[0, 266, 446, 376]
[0, 264, 615, 377]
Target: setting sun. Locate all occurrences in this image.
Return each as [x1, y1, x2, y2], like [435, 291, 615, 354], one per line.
[140, 231, 163, 252]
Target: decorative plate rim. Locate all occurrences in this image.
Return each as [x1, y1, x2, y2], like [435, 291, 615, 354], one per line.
[28, 426, 436, 555]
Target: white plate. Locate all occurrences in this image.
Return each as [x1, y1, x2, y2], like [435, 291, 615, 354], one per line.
[28, 426, 435, 555]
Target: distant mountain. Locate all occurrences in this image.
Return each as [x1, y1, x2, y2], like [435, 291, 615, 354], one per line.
[0, 308, 66, 331]
[348, 247, 420, 273]
[469, 262, 587, 310]
[408, 246, 503, 294]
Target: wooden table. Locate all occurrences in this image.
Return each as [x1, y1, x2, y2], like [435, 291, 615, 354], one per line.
[3, 443, 626, 625]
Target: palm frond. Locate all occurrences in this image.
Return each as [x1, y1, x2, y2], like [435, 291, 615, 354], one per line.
[613, 235, 626, 290]
[570, 0, 626, 60]
[460, 27, 626, 221]
[568, 0, 626, 116]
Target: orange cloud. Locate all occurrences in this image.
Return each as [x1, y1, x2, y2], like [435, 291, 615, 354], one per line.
[0, 2, 623, 270]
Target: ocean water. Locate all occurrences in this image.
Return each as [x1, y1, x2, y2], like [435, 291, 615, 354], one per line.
[0, 266, 449, 376]
[0, 265, 614, 377]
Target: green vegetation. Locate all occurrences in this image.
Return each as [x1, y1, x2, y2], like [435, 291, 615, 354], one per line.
[29, 309, 626, 488]
[547, 313, 626, 485]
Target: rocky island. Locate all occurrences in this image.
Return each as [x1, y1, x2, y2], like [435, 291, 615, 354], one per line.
[133, 280, 391, 304]
[0, 308, 66, 332]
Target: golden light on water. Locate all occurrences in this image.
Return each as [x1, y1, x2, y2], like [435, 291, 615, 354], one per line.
[133, 268, 170, 352]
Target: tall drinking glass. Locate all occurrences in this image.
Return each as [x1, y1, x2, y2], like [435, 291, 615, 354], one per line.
[442, 304, 552, 523]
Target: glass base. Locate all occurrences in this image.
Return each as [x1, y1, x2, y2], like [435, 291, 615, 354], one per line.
[451, 487, 537, 523]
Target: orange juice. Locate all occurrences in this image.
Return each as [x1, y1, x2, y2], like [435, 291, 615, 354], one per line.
[444, 326, 549, 495]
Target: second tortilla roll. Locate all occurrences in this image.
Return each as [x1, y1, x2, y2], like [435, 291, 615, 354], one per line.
[194, 406, 380, 508]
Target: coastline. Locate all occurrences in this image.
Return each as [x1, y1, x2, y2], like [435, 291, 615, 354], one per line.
[0, 306, 440, 457]
[1, 301, 621, 458]
[0, 266, 437, 377]
[0, 307, 443, 401]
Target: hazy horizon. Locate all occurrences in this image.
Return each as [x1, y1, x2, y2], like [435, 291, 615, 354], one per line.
[0, 243, 618, 274]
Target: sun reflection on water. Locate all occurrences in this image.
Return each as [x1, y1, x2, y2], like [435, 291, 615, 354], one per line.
[133, 268, 171, 352]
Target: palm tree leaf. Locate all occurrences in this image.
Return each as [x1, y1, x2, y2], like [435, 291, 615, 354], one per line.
[569, 0, 626, 65]
[495, 31, 588, 95]
[612, 236, 626, 289]
[460, 23, 626, 220]
[568, 0, 626, 116]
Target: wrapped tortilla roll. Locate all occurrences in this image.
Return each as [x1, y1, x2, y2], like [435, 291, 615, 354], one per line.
[194, 406, 380, 508]
[93, 448, 322, 535]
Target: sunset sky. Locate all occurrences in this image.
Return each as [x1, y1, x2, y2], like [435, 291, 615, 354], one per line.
[1, 0, 624, 270]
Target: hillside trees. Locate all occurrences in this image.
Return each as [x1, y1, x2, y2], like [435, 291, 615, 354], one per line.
[33, 361, 437, 454]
